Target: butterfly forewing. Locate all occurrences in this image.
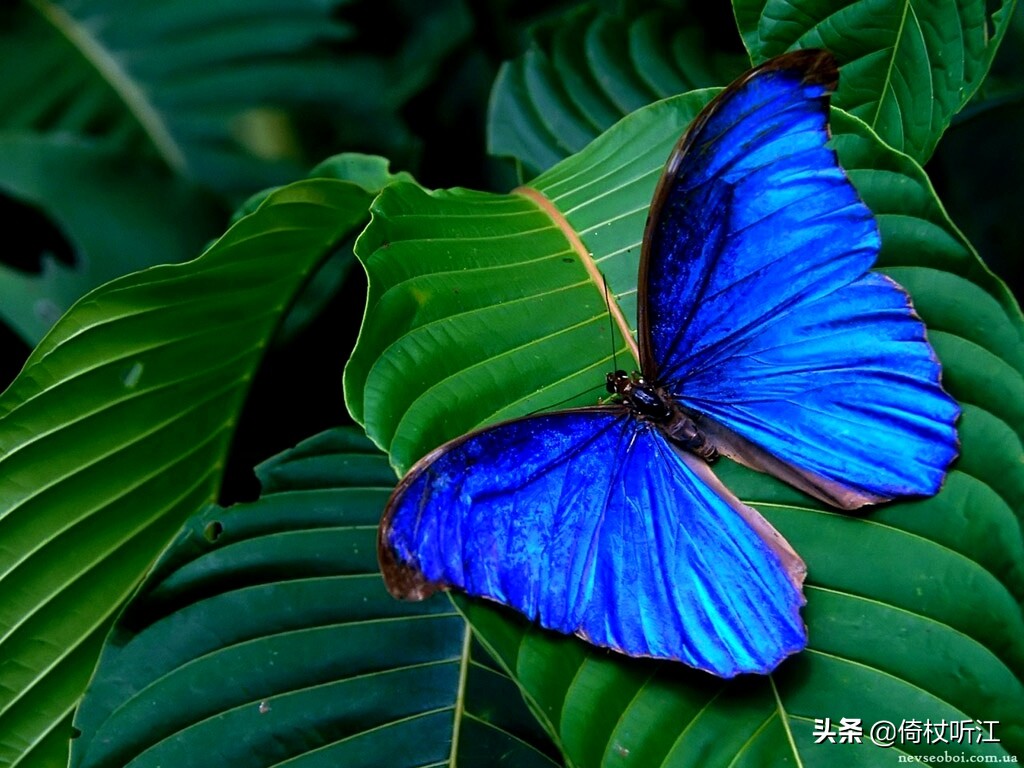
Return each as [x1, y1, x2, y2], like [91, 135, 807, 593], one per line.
[639, 50, 959, 507]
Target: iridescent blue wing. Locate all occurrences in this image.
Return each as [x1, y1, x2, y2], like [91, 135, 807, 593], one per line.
[379, 409, 806, 677]
[640, 50, 959, 508]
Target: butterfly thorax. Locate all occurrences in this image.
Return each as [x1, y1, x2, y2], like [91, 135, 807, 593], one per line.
[605, 370, 718, 462]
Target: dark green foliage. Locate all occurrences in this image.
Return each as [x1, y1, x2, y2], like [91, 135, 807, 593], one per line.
[0, 1, 1020, 766]
[71, 429, 559, 767]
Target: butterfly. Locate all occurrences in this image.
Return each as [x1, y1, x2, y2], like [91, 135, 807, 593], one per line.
[376, 49, 960, 677]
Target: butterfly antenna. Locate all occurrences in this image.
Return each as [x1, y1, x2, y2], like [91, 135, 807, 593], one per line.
[524, 382, 608, 418]
[603, 274, 619, 373]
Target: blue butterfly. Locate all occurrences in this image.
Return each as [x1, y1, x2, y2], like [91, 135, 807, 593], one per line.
[377, 50, 960, 677]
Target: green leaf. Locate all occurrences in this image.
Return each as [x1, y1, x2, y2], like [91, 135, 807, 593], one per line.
[488, 0, 1020, 171]
[0, 134, 219, 345]
[346, 91, 1024, 765]
[71, 428, 561, 768]
[252, 154, 419, 344]
[732, 0, 1020, 163]
[0, 0, 424, 196]
[0, 177, 377, 768]
[488, 1, 746, 176]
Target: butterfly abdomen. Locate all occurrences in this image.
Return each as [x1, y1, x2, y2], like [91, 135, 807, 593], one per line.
[662, 408, 718, 462]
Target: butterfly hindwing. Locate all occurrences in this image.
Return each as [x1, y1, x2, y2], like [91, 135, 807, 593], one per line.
[678, 272, 961, 507]
[641, 50, 959, 507]
[380, 409, 807, 677]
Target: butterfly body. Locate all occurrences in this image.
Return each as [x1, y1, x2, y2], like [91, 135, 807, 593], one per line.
[606, 369, 718, 461]
[376, 49, 959, 677]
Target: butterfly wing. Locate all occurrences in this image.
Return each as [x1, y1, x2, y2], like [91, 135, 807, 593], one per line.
[379, 409, 806, 677]
[640, 50, 959, 508]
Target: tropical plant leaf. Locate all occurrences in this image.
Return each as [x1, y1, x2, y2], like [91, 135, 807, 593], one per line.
[250, 154, 418, 344]
[488, 1, 746, 176]
[0, 0, 460, 197]
[0, 167, 390, 767]
[70, 428, 561, 768]
[345, 90, 1024, 765]
[488, 0, 1021, 174]
[732, 0, 1019, 163]
[0, 134, 220, 345]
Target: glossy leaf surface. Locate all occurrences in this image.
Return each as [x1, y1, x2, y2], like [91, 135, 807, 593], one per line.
[0, 134, 218, 345]
[488, 2, 745, 176]
[0, 0, 462, 196]
[0, 174, 377, 768]
[349, 94, 1023, 471]
[732, 0, 1019, 162]
[489, 0, 1018, 171]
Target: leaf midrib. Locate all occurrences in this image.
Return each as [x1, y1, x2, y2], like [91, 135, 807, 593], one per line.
[515, 186, 640, 365]
[871, 0, 912, 135]
[449, 625, 472, 767]
[28, 0, 186, 172]
[461, 710, 564, 766]
[769, 675, 803, 768]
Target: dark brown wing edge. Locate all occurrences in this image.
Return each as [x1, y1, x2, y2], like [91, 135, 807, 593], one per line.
[377, 404, 630, 600]
[636, 49, 839, 378]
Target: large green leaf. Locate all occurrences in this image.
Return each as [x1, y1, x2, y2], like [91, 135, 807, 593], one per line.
[0, 135, 219, 345]
[0, 172, 381, 767]
[732, 0, 1019, 163]
[70, 428, 561, 768]
[488, 1, 746, 176]
[345, 90, 1024, 765]
[0, 0, 460, 197]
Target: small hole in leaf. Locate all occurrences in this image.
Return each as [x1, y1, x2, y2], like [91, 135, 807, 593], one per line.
[204, 521, 224, 542]
[70, 726, 82, 740]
